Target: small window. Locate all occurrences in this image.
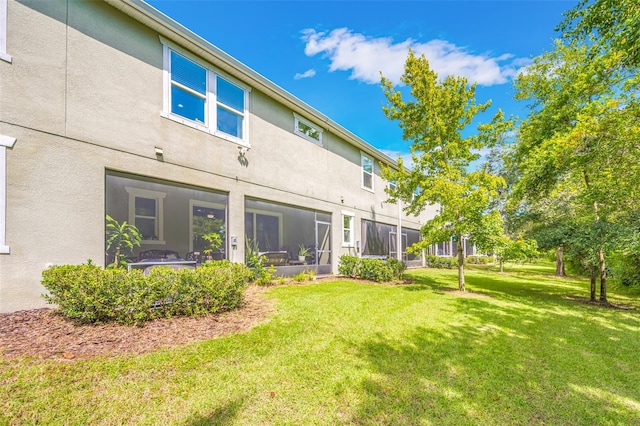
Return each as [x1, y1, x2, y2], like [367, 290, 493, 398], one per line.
[162, 42, 249, 146]
[125, 187, 166, 244]
[294, 115, 323, 145]
[361, 153, 374, 191]
[342, 211, 355, 247]
[0, 0, 10, 63]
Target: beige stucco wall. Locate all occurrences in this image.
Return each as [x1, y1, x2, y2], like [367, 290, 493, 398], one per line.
[0, 0, 436, 312]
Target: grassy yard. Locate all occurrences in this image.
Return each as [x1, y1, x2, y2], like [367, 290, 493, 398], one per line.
[2, 262, 640, 425]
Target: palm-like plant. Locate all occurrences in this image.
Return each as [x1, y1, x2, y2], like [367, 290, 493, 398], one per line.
[106, 215, 142, 267]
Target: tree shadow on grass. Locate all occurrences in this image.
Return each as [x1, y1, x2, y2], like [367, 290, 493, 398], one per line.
[184, 397, 244, 426]
[348, 288, 640, 425]
[403, 272, 457, 293]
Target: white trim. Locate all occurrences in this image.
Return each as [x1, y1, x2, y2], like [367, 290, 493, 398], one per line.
[0, 134, 16, 254]
[293, 113, 323, 145]
[0, 0, 11, 63]
[361, 152, 374, 192]
[341, 211, 355, 247]
[160, 38, 250, 147]
[125, 186, 167, 244]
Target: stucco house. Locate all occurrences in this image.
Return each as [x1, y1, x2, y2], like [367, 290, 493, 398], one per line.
[0, 0, 439, 313]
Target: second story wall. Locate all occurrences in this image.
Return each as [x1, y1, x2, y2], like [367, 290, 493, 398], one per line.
[2, 0, 432, 230]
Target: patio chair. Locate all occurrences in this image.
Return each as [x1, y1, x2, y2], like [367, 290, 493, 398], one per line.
[138, 249, 180, 262]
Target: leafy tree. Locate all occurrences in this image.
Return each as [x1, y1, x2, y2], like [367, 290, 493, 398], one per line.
[380, 50, 512, 291]
[494, 237, 539, 273]
[512, 38, 640, 303]
[559, 0, 640, 68]
[105, 215, 142, 268]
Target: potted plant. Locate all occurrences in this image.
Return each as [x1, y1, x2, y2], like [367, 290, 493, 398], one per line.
[105, 215, 142, 268]
[298, 244, 311, 262]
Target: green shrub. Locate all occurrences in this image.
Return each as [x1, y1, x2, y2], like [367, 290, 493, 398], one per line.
[387, 258, 407, 277]
[466, 255, 494, 265]
[338, 255, 360, 278]
[293, 270, 316, 282]
[338, 255, 406, 282]
[42, 260, 251, 325]
[425, 255, 457, 269]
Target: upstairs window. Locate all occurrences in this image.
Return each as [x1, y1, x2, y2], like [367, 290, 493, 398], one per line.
[162, 42, 249, 146]
[216, 77, 245, 139]
[361, 153, 374, 191]
[170, 51, 207, 123]
[294, 115, 322, 145]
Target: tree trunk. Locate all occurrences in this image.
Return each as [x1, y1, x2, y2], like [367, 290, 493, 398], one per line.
[457, 237, 465, 291]
[499, 258, 504, 273]
[588, 265, 596, 302]
[555, 246, 565, 277]
[599, 247, 607, 303]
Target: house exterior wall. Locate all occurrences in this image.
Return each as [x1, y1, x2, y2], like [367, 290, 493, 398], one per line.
[0, 0, 437, 313]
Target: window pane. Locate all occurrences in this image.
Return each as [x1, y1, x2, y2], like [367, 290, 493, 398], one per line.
[298, 120, 320, 141]
[256, 214, 279, 251]
[135, 197, 155, 217]
[343, 229, 351, 244]
[362, 156, 373, 173]
[363, 173, 373, 189]
[136, 218, 156, 240]
[171, 52, 206, 95]
[217, 106, 243, 138]
[343, 215, 351, 228]
[171, 86, 205, 122]
[217, 77, 244, 112]
[192, 206, 226, 255]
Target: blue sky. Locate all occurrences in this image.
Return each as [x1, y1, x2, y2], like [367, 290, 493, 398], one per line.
[146, 0, 577, 163]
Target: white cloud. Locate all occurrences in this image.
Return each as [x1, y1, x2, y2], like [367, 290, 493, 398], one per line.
[301, 28, 529, 86]
[294, 68, 316, 80]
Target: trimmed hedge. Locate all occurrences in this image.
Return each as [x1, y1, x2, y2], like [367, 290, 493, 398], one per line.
[338, 255, 406, 282]
[466, 255, 494, 265]
[41, 260, 251, 325]
[425, 255, 458, 269]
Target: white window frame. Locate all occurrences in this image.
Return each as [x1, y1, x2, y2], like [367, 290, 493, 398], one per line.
[341, 211, 355, 247]
[160, 38, 250, 147]
[293, 114, 323, 145]
[0, 135, 16, 254]
[0, 0, 11, 63]
[361, 152, 374, 192]
[125, 187, 166, 245]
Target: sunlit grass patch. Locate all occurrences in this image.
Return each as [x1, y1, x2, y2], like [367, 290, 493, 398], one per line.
[2, 264, 640, 425]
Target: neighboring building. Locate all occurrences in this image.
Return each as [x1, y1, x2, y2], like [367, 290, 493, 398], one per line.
[0, 0, 438, 313]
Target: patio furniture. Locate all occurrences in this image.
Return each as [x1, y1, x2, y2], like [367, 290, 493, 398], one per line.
[138, 249, 180, 262]
[127, 249, 196, 272]
[259, 251, 289, 266]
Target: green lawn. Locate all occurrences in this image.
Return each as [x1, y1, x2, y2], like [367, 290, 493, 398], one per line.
[2, 263, 640, 425]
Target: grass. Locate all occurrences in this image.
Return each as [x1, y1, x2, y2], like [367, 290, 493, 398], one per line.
[2, 262, 640, 425]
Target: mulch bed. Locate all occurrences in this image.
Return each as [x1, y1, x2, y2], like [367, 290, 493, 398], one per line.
[0, 285, 274, 361]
